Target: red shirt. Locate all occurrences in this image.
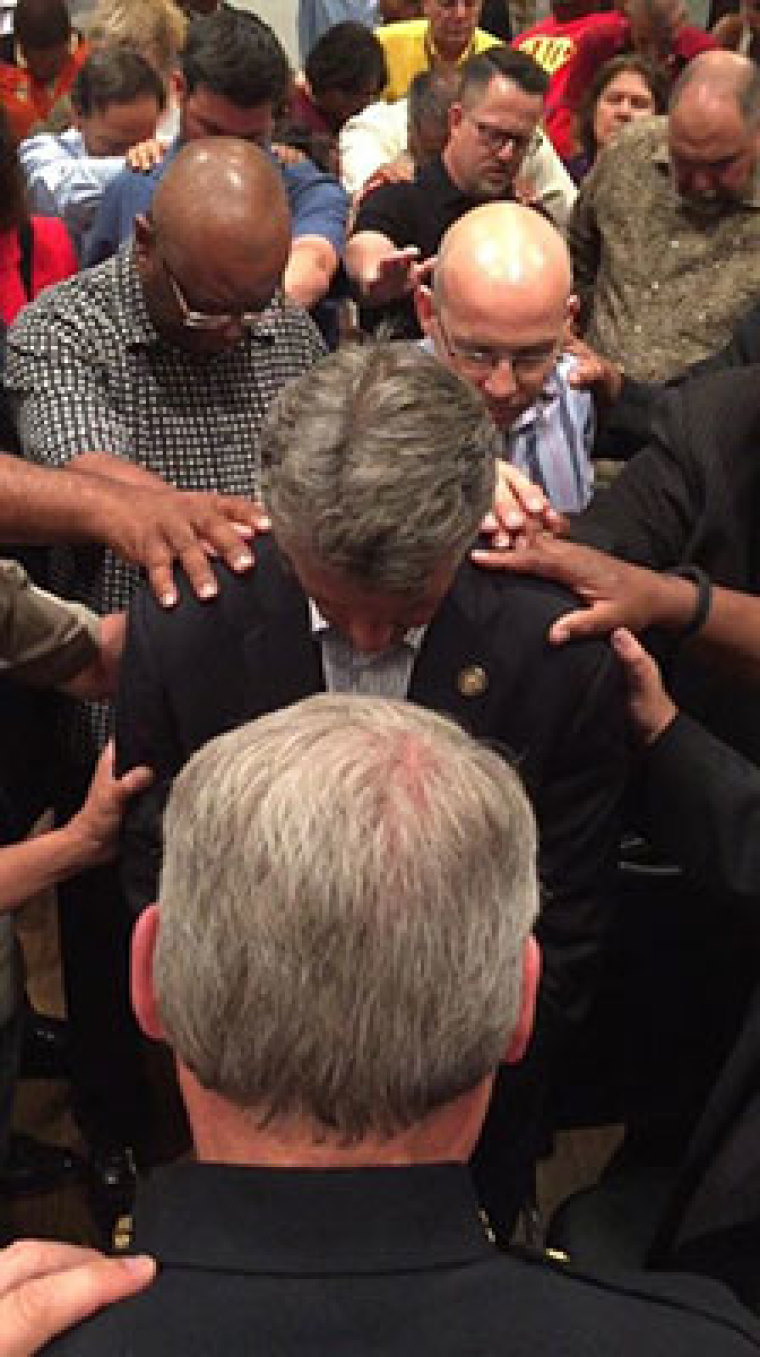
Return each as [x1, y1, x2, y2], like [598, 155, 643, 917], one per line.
[0, 215, 78, 324]
[0, 39, 89, 142]
[514, 13, 716, 159]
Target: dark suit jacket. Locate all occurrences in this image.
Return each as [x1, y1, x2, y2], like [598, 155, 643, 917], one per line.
[46, 1161, 760, 1356]
[575, 367, 760, 762]
[117, 539, 627, 1039]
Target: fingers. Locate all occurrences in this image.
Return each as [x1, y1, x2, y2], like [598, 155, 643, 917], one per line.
[0, 1241, 155, 1357]
[116, 764, 154, 800]
[549, 603, 617, 645]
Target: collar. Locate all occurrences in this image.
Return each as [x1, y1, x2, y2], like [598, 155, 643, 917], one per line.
[117, 241, 288, 353]
[652, 122, 760, 209]
[309, 599, 427, 653]
[132, 1161, 494, 1276]
[509, 355, 570, 434]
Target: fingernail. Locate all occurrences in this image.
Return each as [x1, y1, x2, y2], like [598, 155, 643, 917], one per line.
[234, 551, 253, 570]
[506, 513, 522, 530]
[199, 582, 218, 600]
[121, 1255, 156, 1277]
[160, 591, 177, 608]
[528, 499, 543, 513]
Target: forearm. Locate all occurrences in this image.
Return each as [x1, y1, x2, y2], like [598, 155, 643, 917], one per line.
[0, 822, 96, 912]
[283, 237, 338, 309]
[69, 451, 170, 492]
[0, 454, 162, 546]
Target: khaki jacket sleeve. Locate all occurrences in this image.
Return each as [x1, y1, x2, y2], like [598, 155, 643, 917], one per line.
[523, 130, 577, 234]
[0, 558, 99, 688]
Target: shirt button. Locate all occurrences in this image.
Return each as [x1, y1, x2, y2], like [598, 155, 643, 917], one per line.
[633, 323, 642, 334]
[670, 239, 680, 248]
[651, 281, 659, 291]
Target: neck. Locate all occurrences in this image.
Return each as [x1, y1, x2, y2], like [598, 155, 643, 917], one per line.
[426, 24, 473, 67]
[180, 1064, 493, 1169]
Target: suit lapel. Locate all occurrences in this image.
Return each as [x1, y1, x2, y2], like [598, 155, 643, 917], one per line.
[409, 587, 504, 743]
[241, 568, 324, 718]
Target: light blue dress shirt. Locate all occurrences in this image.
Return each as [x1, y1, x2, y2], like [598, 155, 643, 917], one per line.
[19, 127, 126, 259]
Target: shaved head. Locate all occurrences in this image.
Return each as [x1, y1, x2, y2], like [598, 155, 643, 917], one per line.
[152, 137, 290, 269]
[435, 202, 571, 327]
[138, 138, 291, 354]
[418, 202, 571, 429]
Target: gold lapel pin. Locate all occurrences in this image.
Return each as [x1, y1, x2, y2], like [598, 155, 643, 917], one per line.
[457, 665, 488, 698]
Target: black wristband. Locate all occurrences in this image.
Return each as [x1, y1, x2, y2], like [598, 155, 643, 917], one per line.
[664, 565, 712, 638]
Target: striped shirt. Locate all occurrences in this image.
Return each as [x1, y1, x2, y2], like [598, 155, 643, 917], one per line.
[310, 600, 426, 698]
[506, 355, 594, 514]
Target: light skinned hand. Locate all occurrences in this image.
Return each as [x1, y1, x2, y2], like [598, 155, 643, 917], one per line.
[124, 138, 166, 173]
[611, 627, 678, 745]
[478, 463, 565, 552]
[364, 247, 436, 305]
[0, 1239, 155, 1357]
[67, 740, 153, 868]
[564, 333, 625, 405]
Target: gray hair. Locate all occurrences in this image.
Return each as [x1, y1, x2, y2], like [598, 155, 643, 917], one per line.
[259, 342, 498, 593]
[155, 695, 539, 1139]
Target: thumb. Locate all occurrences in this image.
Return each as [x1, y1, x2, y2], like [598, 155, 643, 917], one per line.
[117, 765, 154, 799]
[611, 627, 653, 687]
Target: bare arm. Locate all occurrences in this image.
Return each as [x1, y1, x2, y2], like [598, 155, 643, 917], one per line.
[283, 236, 339, 310]
[0, 454, 267, 608]
[476, 533, 760, 677]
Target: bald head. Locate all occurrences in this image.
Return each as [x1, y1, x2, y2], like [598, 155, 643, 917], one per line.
[435, 202, 571, 326]
[153, 137, 290, 264]
[668, 52, 760, 205]
[138, 138, 291, 355]
[671, 50, 760, 124]
[419, 203, 571, 430]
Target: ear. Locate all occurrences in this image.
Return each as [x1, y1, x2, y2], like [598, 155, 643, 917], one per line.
[413, 280, 435, 335]
[131, 904, 166, 1041]
[503, 935, 541, 1066]
[448, 101, 464, 139]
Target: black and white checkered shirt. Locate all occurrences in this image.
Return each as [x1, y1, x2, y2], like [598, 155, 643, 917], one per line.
[5, 244, 325, 759]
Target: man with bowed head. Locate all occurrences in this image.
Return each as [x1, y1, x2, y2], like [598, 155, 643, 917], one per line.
[37, 696, 760, 1354]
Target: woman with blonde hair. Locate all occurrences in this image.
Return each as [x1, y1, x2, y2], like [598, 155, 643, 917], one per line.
[86, 0, 188, 88]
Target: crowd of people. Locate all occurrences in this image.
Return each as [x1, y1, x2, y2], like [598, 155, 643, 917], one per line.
[1, 0, 760, 1351]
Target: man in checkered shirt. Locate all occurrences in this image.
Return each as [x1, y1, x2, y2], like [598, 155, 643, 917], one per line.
[4, 137, 325, 1186]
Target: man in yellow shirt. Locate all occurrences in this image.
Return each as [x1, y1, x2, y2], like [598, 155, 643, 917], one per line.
[378, 0, 500, 101]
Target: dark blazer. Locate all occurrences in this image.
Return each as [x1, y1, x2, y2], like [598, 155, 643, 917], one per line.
[575, 367, 760, 762]
[117, 539, 627, 1038]
[46, 1161, 760, 1356]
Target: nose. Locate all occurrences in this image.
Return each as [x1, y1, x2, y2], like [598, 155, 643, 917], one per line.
[616, 99, 633, 122]
[345, 620, 397, 655]
[484, 355, 519, 399]
[496, 137, 518, 163]
[688, 169, 714, 195]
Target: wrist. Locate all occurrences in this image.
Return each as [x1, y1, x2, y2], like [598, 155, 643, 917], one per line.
[662, 566, 713, 638]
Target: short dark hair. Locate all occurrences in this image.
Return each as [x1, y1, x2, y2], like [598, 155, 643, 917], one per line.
[181, 8, 291, 110]
[14, 0, 70, 50]
[305, 21, 386, 99]
[0, 106, 27, 231]
[459, 46, 549, 105]
[577, 54, 666, 161]
[72, 47, 166, 118]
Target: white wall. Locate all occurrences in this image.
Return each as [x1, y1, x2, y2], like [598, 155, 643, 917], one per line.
[231, 0, 299, 64]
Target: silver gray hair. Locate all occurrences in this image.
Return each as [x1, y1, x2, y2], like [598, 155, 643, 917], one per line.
[259, 342, 498, 593]
[155, 695, 539, 1139]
